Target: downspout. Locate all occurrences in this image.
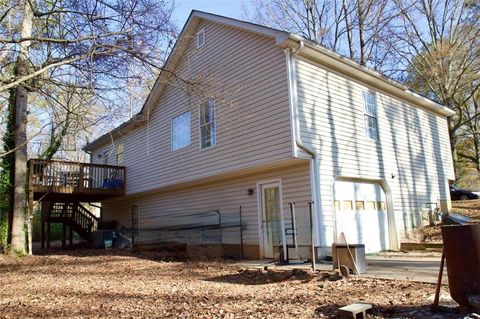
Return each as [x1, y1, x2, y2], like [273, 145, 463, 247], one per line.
[288, 41, 314, 157]
[285, 40, 322, 260]
[84, 149, 92, 163]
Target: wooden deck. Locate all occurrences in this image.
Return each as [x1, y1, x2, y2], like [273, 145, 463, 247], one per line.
[29, 159, 126, 202]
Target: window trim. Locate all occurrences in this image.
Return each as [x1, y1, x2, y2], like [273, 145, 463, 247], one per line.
[196, 28, 205, 49]
[171, 111, 192, 152]
[116, 144, 124, 165]
[363, 91, 379, 141]
[199, 98, 216, 150]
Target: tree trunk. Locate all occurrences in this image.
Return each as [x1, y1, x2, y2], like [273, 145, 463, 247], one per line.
[357, 0, 366, 65]
[40, 113, 71, 160]
[473, 131, 480, 173]
[342, 0, 355, 59]
[448, 117, 458, 180]
[10, 79, 29, 254]
[10, 0, 33, 255]
[0, 89, 16, 249]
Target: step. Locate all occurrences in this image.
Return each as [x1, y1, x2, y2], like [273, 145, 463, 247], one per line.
[401, 242, 443, 251]
[337, 302, 372, 319]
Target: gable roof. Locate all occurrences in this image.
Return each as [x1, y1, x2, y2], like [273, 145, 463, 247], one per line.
[84, 10, 455, 152]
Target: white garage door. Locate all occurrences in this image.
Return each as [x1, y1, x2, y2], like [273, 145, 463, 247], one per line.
[334, 181, 390, 253]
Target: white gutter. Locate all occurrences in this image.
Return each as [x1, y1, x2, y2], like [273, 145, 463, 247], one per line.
[285, 41, 322, 262]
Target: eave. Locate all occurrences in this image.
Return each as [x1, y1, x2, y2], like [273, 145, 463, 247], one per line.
[281, 35, 455, 117]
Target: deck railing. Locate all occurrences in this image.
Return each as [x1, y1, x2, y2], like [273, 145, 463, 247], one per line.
[29, 159, 126, 196]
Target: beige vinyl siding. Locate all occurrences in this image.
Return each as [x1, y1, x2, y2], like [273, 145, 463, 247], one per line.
[91, 145, 107, 165]
[91, 136, 127, 166]
[295, 56, 454, 242]
[102, 163, 312, 253]
[91, 20, 292, 195]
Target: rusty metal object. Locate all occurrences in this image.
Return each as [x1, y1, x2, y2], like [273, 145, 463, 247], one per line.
[431, 251, 446, 312]
[441, 224, 480, 312]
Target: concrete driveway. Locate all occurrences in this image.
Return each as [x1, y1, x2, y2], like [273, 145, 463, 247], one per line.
[364, 255, 444, 283]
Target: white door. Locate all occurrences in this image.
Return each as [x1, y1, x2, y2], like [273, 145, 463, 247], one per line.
[334, 181, 390, 253]
[259, 182, 284, 259]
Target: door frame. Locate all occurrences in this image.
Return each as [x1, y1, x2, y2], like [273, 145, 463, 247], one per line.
[256, 179, 286, 259]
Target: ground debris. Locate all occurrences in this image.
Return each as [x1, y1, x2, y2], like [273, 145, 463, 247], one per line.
[0, 250, 460, 318]
[317, 270, 343, 282]
[424, 200, 480, 243]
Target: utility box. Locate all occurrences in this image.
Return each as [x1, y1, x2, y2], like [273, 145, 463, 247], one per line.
[333, 244, 366, 274]
[93, 230, 116, 249]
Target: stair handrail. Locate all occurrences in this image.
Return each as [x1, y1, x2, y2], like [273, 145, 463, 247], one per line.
[77, 203, 99, 222]
[76, 204, 98, 232]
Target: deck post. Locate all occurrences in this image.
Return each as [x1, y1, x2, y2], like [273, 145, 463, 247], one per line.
[78, 163, 84, 192]
[28, 160, 34, 255]
[47, 221, 51, 249]
[62, 223, 66, 249]
[27, 196, 33, 254]
[69, 226, 73, 248]
[40, 201, 50, 250]
[41, 222, 45, 249]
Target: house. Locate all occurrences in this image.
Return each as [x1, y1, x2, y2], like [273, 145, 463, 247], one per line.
[82, 11, 455, 259]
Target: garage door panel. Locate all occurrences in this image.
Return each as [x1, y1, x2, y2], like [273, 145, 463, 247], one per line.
[334, 181, 390, 253]
[336, 211, 358, 244]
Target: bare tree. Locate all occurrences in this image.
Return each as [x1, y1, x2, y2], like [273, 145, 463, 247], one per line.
[10, 0, 33, 255]
[247, 0, 397, 69]
[35, 85, 101, 161]
[393, 0, 480, 176]
[0, 0, 176, 254]
[457, 90, 480, 173]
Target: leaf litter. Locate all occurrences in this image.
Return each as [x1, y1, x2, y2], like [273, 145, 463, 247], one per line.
[0, 249, 464, 318]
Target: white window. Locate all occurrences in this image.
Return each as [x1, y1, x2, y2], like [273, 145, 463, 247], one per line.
[200, 99, 216, 149]
[196, 28, 205, 48]
[363, 91, 379, 140]
[116, 144, 124, 165]
[172, 111, 191, 151]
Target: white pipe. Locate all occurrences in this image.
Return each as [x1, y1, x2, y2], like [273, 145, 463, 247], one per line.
[285, 40, 322, 261]
[290, 41, 316, 158]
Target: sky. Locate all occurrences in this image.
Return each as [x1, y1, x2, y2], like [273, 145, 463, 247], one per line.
[172, 0, 250, 27]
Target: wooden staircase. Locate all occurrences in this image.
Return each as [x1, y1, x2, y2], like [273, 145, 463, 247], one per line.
[41, 202, 99, 249]
[27, 159, 126, 251]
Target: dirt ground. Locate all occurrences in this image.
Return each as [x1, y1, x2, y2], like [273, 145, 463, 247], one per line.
[0, 249, 461, 318]
[423, 199, 480, 243]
